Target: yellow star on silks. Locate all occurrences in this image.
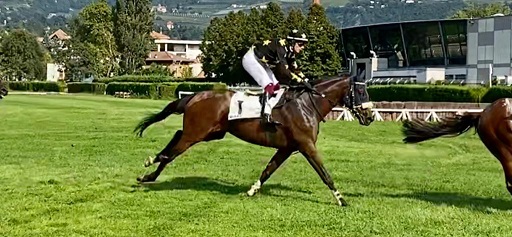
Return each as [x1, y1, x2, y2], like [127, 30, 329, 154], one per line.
[261, 56, 268, 63]
[279, 38, 286, 46]
[263, 40, 271, 45]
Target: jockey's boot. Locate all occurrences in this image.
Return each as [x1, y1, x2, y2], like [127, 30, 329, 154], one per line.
[260, 92, 281, 126]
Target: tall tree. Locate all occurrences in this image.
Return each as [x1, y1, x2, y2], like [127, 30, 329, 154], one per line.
[201, 11, 249, 84]
[113, 0, 154, 75]
[0, 29, 46, 81]
[300, 4, 342, 79]
[451, 2, 511, 19]
[259, 2, 287, 39]
[60, 0, 118, 79]
[285, 8, 306, 34]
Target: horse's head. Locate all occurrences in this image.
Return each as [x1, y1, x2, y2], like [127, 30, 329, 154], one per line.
[342, 70, 374, 126]
[308, 71, 374, 126]
[0, 80, 8, 100]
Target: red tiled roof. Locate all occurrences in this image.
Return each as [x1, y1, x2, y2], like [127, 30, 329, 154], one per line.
[150, 31, 171, 40]
[146, 51, 195, 62]
[49, 29, 71, 40]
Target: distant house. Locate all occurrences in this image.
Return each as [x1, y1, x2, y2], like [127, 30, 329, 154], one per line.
[146, 31, 204, 78]
[40, 29, 70, 81]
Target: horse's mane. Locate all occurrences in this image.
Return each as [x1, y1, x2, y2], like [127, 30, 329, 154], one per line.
[310, 74, 350, 87]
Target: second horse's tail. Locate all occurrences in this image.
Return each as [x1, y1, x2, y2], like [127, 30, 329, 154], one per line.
[402, 112, 482, 143]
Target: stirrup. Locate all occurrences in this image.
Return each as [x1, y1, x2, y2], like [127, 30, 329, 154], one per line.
[261, 114, 281, 126]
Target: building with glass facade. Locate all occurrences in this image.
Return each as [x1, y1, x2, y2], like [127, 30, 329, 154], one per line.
[339, 15, 512, 85]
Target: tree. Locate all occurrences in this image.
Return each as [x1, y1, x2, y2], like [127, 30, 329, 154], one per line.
[285, 8, 306, 32]
[258, 2, 287, 39]
[0, 29, 46, 81]
[59, 0, 118, 79]
[300, 4, 342, 79]
[201, 11, 249, 84]
[451, 2, 511, 19]
[113, 0, 154, 75]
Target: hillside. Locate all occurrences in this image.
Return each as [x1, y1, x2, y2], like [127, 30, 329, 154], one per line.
[0, 0, 508, 39]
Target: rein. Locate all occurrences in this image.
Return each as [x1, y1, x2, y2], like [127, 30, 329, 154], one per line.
[290, 79, 349, 123]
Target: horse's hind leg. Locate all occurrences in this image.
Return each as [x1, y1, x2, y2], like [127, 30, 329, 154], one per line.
[137, 128, 226, 183]
[144, 130, 184, 167]
[478, 131, 512, 196]
[137, 129, 205, 182]
[502, 162, 512, 195]
[247, 148, 294, 196]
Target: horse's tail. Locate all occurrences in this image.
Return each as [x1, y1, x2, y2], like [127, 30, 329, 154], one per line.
[402, 112, 482, 143]
[134, 95, 193, 137]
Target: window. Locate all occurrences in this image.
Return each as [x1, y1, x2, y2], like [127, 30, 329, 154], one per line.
[441, 20, 467, 65]
[341, 27, 372, 62]
[368, 24, 405, 68]
[402, 21, 445, 66]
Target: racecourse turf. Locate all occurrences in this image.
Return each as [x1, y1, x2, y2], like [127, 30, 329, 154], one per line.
[0, 94, 511, 236]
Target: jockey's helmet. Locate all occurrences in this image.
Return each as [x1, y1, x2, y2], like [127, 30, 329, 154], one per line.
[286, 29, 308, 43]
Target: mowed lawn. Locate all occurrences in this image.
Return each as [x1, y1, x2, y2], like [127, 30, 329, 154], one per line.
[1, 94, 511, 236]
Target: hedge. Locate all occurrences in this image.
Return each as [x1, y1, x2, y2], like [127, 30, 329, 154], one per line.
[480, 86, 512, 103]
[104, 82, 228, 99]
[367, 85, 488, 103]
[95, 75, 222, 84]
[67, 83, 106, 94]
[8, 80, 512, 104]
[95, 75, 177, 84]
[7, 81, 65, 92]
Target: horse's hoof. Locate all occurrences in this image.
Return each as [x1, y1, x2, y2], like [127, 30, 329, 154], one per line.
[144, 156, 154, 167]
[137, 175, 155, 183]
[247, 180, 261, 197]
[247, 189, 257, 197]
[337, 198, 349, 207]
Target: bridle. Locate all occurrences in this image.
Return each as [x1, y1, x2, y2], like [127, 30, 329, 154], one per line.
[344, 76, 373, 120]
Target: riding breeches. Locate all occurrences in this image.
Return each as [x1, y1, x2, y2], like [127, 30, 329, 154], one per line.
[242, 48, 279, 88]
[242, 48, 278, 115]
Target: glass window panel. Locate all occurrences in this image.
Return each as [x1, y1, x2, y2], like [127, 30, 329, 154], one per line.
[402, 21, 445, 66]
[368, 24, 405, 68]
[441, 20, 467, 65]
[341, 27, 372, 60]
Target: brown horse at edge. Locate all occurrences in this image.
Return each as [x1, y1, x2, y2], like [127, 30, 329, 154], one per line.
[402, 98, 512, 196]
[133, 73, 374, 206]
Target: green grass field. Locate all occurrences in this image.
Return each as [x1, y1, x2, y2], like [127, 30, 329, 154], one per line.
[1, 94, 511, 236]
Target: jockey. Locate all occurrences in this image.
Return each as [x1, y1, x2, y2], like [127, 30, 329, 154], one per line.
[242, 29, 309, 125]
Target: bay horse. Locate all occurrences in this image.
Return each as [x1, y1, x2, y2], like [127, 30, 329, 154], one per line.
[133, 72, 374, 206]
[0, 80, 8, 99]
[402, 98, 512, 196]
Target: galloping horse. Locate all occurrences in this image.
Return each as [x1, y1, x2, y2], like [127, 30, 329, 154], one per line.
[0, 80, 8, 99]
[134, 71, 374, 206]
[402, 98, 512, 196]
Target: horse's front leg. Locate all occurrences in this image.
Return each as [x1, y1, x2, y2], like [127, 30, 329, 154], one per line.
[299, 142, 348, 206]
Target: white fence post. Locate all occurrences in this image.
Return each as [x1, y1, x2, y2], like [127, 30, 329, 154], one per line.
[330, 108, 483, 122]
